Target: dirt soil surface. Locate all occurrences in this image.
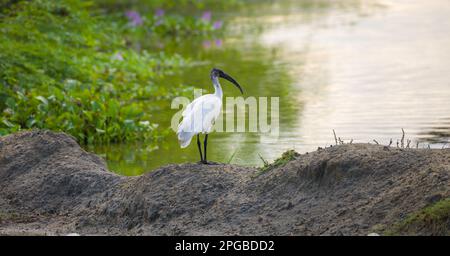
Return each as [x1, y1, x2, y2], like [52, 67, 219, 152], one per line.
[0, 130, 449, 235]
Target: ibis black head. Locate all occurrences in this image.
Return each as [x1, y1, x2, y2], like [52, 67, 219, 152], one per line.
[211, 68, 243, 94]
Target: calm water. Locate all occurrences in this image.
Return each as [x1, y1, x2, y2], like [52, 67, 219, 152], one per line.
[91, 0, 450, 175]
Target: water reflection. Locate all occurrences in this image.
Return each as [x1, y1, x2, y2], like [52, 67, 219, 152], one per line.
[418, 117, 450, 144]
[260, 0, 450, 151]
[91, 0, 450, 175]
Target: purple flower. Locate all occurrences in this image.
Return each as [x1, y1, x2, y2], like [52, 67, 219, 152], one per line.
[112, 52, 124, 61]
[202, 40, 211, 49]
[201, 11, 212, 22]
[125, 10, 143, 26]
[213, 20, 223, 30]
[215, 39, 223, 47]
[155, 8, 165, 17]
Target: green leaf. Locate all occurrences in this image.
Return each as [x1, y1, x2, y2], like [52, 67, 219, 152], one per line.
[5, 97, 16, 109]
[35, 96, 48, 105]
[2, 118, 15, 128]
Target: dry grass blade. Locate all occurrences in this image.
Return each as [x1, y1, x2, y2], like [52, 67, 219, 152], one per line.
[401, 128, 405, 148]
[333, 129, 338, 145]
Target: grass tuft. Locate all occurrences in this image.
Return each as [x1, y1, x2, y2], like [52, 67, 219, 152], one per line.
[257, 149, 299, 175]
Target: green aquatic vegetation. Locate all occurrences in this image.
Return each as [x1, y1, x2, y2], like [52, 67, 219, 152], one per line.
[0, 0, 220, 144]
[258, 150, 299, 174]
[96, 0, 242, 13]
[384, 198, 450, 236]
[120, 8, 225, 43]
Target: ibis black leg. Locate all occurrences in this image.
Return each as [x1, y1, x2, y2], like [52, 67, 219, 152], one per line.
[203, 134, 208, 164]
[197, 134, 203, 163]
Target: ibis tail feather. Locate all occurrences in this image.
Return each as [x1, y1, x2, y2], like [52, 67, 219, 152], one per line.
[177, 130, 194, 148]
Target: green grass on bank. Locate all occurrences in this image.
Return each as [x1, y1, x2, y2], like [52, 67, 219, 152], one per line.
[384, 198, 450, 236]
[258, 149, 299, 175]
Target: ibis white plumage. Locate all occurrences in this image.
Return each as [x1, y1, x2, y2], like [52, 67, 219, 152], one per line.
[177, 68, 243, 164]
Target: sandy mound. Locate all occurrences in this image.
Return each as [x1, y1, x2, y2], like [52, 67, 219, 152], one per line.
[0, 130, 449, 235]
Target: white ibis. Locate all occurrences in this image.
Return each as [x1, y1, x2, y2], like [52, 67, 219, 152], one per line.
[177, 68, 243, 164]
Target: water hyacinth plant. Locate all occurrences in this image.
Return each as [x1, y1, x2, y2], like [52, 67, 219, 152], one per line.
[201, 11, 212, 21]
[213, 21, 223, 30]
[125, 10, 144, 26]
[155, 8, 165, 17]
[0, 0, 226, 144]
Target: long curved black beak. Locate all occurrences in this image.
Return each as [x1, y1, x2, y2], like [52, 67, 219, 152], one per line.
[219, 71, 244, 94]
